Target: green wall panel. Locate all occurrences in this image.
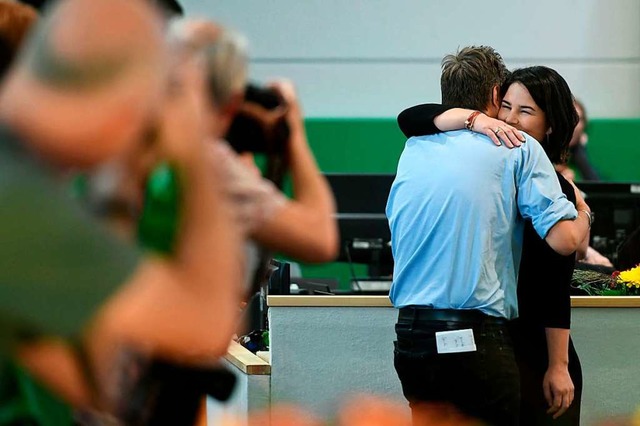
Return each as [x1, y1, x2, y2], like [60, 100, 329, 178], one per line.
[583, 119, 640, 182]
[305, 118, 640, 180]
[305, 119, 406, 174]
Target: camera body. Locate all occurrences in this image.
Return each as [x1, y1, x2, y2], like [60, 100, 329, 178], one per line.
[225, 84, 290, 154]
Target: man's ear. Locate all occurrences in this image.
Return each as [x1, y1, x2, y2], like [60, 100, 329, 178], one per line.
[222, 92, 243, 118]
[492, 85, 501, 110]
[485, 85, 501, 117]
[216, 92, 244, 137]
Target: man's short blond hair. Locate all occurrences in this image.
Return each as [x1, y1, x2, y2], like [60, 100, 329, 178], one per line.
[440, 45, 509, 111]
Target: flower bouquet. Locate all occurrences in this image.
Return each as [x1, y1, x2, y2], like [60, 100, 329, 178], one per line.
[610, 264, 640, 295]
[571, 268, 615, 296]
[571, 264, 640, 296]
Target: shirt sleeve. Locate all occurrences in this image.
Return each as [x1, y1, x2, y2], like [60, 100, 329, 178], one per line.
[0, 156, 141, 350]
[211, 140, 287, 235]
[515, 137, 578, 239]
[397, 104, 455, 138]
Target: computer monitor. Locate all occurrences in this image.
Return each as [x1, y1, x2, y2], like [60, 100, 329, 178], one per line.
[577, 182, 640, 267]
[324, 173, 395, 277]
[267, 259, 290, 295]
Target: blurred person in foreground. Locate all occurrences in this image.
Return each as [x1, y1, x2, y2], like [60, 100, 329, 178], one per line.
[219, 396, 482, 426]
[174, 21, 338, 425]
[19, 0, 184, 19]
[70, 18, 334, 424]
[174, 20, 338, 267]
[0, 0, 37, 77]
[0, 0, 243, 422]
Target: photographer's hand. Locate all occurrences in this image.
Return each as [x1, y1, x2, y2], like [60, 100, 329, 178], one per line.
[249, 79, 338, 262]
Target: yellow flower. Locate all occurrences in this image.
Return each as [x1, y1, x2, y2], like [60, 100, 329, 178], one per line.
[619, 265, 640, 286]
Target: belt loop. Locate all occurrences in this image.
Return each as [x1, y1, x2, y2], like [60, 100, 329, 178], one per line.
[410, 306, 417, 330]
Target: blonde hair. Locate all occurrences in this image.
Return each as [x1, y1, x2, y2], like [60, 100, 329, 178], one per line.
[173, 19, 248, 107]
[440, 45, 509, 111]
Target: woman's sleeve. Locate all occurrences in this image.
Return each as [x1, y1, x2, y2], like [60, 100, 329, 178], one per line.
[541, 173, 576, 329]
[397, 103, 455, 138]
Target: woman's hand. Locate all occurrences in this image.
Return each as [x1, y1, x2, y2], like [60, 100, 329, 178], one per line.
[543, 364, 575, 419]
[556, 164, 576, 181]
[580, 246, 614, 267]
[472, 114, 525, 148]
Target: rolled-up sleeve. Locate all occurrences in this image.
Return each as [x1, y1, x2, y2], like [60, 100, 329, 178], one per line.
[515, 138, 578, 239]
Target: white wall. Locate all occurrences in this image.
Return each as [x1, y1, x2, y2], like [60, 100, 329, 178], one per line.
[178, 0, 640, 118]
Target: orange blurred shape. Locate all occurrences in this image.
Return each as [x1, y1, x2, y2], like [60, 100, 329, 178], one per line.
[337, 395, 412, 426]
[338, 396, 483, 426]
[594, 415, 637, 426]
[242, 404, 323, 426]
[222, 396, 485, 426]
[411, 402, 484, 426]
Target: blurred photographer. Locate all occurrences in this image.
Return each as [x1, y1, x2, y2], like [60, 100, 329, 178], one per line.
[176, 20, 338, 267]
[0, 0, 244, 422]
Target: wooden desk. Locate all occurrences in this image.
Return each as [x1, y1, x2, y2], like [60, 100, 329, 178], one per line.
[225, 342, 270, 375]
[206, 343, 271, 425]
[268, 295, 640, 308]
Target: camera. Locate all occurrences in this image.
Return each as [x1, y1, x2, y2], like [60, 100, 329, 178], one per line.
[225, 84, 290, 154]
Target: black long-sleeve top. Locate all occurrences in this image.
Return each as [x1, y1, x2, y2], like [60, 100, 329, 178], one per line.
[397, 104, 575, 329]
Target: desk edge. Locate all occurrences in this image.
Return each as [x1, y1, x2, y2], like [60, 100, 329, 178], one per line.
[268, 295, 640, 308]
[225, 341, 271, 375]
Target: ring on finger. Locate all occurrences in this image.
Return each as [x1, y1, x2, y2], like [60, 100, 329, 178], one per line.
[494, 127, 502, 134]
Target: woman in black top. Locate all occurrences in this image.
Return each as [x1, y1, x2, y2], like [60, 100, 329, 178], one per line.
[397, 66, 583, 425]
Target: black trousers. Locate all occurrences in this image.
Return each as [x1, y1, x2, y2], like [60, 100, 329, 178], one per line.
[394, 307, 520, 426]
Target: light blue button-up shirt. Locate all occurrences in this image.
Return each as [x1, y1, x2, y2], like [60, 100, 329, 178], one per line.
[386, 130, 577, 319]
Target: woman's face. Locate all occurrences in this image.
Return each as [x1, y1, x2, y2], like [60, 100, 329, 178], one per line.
[498, 82, 548, 143]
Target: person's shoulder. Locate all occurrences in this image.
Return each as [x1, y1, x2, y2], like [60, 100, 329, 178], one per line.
[404, 133, 439, 147]
[445, 129, 497, 147]
[519, 133, 544, 152]
[506, 132, 545, 162]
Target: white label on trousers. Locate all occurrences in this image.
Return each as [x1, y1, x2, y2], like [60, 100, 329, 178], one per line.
[435, 329, 477, 354]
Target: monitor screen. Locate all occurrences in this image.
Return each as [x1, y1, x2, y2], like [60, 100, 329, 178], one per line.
[326, 173, 395, 214]
[324, 173, 395, 271]
[577, 182, 640, 266]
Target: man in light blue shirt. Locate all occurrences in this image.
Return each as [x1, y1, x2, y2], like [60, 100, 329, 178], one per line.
[387, 46, 591, 426]
[388, 129, 575, 319]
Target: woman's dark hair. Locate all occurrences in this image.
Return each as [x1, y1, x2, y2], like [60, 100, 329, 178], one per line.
[500, 66, 578, 164]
